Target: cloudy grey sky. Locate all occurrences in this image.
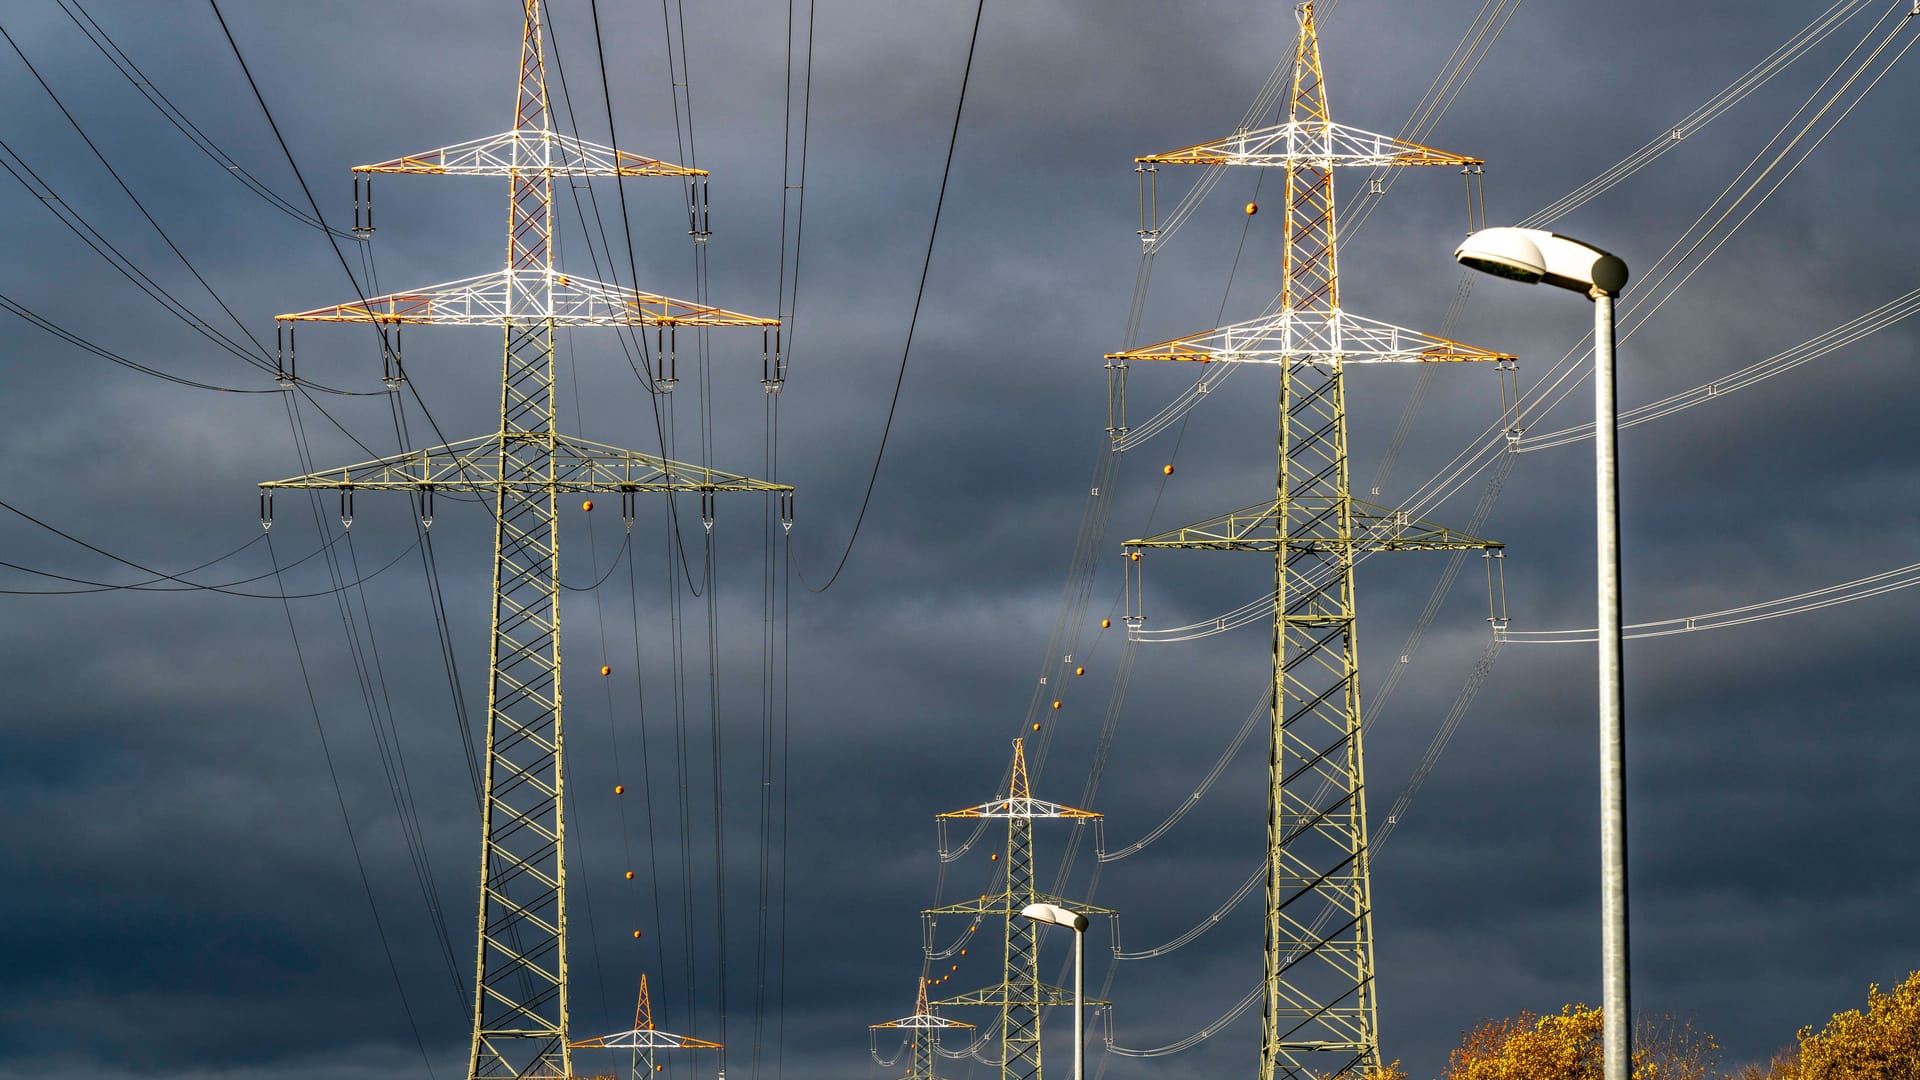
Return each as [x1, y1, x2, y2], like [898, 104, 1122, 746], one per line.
[3, 1, 1918, 1078]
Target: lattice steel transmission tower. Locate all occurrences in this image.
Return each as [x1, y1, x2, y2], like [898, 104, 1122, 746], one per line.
[1108, 5, 1509, 1078]
[924, 740, 1111, 1080]
[258, 3, 787, 1076]
[870, 978, 976, 1080]
[571, 973, 722, 1080]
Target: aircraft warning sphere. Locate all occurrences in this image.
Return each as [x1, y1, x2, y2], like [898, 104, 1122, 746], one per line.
[1052, 700, 1063, 710]
[625, 870, 635, 880]
[1245, 201, 1258, 215]
[1101, 618, 1112, 628]
[1075, 666, 1086, 677]
[582, 499, 594, 512]
[1163, 464, 1175, 475]
[1129, 551, 1141, 562]
[1032, 722, 1041, 731]
[633, 930, 642, 939]
[991, 853, 999, 861]
[614, 784, 625, 795]
[600, 664, 611, 676]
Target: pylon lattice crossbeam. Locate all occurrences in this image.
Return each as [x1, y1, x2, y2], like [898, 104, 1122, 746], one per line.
[1105, 309, 1513, 366]
[1137, 120, 1481, 169]
[276, 269, 780, 327]
[257, 4, 782, 1078]
[924, 742, 1108, 1080]
[1111, 6, 1507, 1079]
[354, 129, 704, 178]
[260, 433, 790, 494]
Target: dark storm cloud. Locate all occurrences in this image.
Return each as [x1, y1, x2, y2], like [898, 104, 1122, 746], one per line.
[4, 1, 1919, 1078]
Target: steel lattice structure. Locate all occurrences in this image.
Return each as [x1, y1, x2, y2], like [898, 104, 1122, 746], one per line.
[1107, 5, 1508, 1078]
[571, 974, 721, 1080]
[871, 979, 976, 1080]
[924, 741, 1111, 1080]
[258, 4, 785, 1076]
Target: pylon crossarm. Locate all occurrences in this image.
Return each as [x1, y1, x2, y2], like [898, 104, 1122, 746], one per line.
[923, 892, 1115, 918]
[1123, 498, 1500, 553]
[275, 269, 779, 327]
[932, 982, 1110, 1009]
[355, 129, 703, 178]
[1137, 120, 1479, 169]
[937, 797, 1101, 821]
[1105, 308, 1514, 366]
[873, 1016, 977, 1031]
[259, 432, 792, 494]
[570, 1029, 722, 1050]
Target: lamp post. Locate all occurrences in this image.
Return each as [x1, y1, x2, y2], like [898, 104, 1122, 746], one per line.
[1454, 226, 1632, 1080]
[1019, 902, 1088, 1080]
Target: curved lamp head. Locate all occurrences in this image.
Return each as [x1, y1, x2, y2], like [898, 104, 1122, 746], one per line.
[1456, 226, 1628, 298]
[1020, 902, 1088, 932]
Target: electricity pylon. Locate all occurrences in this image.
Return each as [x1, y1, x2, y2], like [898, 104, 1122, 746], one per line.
[258, 4, 787, 1077]
[924, 740, 1111, 1080]
[572, 973, 721, 1080]
[870, 978, 976, 1080]
[1107, 5, 1509, 1078]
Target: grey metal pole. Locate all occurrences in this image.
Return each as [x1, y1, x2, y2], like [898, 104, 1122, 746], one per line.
[1592, 289, 1629, 1080]
[1073, 925, 1084, 1080]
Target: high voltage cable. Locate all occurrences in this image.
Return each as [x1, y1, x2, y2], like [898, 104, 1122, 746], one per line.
[1136, 5, 1920, 647]
[794, 0, 989, 593]
[266, 529, 441, 1078]
[53, 0, 359, 240]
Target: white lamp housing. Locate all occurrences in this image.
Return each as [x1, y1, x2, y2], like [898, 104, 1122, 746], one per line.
[1455, 226, 1628, 297]
[1019, 902, 1088, 932]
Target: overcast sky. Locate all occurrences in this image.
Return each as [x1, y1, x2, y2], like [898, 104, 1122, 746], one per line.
[3, 1, 1918, 1078]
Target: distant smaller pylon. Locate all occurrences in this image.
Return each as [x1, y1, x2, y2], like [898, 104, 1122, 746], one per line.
[571, 974, 720, 1080]
[870, 978, 975, 1080]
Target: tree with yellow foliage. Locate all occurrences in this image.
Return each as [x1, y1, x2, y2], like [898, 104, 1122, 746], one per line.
[1775, 969, 1920, 1080]
[1440, 1004, 1719, 1080]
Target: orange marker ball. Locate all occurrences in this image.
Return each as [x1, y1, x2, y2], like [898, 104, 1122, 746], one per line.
[1032, 722, 1041, 731]
[1163, 464, 1175, 476]
[582, 499, 594, 512]
[1051, 700, 1062, 711]
[1128, 551, 1141, 562]
[614, 784, 625, 795]
[990, 853, 999, 861]
[600, 664, 612, 677]
[1245, 201, 1258, 216]
[1075, 666, 1086, 677]
[625, 870, 635, 880]
[1101, 618, 1112, 629]
[632, 930, 643, 939]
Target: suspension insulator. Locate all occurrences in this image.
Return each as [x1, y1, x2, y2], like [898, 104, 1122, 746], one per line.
[418, 487, 434, 530]
[621, 489, 636, 531]
[259, 490, 274, 532]
[700, 490, 715, 532]
[779, 491, 794, 533]
[382, 326, 404, 388]
[339, 489, 353, 530]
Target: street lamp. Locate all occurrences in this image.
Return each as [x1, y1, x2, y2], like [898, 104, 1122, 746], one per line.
[1455, 226, 1632, 1080]
[1020, 902, 1089, 1080]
